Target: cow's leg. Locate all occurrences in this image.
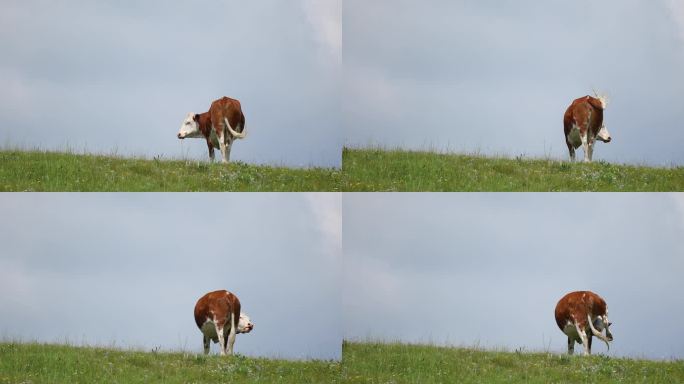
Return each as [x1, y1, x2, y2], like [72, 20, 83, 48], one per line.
[224, 137, 233, 163]
[203, 335, 210, 354]
[206, 140, 215, 162]
[226, 312, 237, 355]
[215, 323, 226, 356]
[218, 133, 228, 164]
[576, 323, 590, 355]
[581, 133, 590, 163]
[587, 333, 593, 355]
[567, 337, 575, 355]
[566, 139, 576, 162]
[587, 138, 594, 162]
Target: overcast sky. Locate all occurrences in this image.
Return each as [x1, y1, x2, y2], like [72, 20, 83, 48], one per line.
[0, 1, 341, 168]
[0, 193, 342, 360]
[343, 193, 684, 360]
[344, 0, 684, 166]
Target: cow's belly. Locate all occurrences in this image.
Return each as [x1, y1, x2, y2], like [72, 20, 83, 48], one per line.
[209, 131, 220, 149]
[563, 323, 581, 343]
[566, 126, 582, 149]
[200, 320, 219, 343]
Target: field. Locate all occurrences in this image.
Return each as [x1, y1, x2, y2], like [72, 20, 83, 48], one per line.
[0, 342, 340, 384]
[342, 148, 684, 191]
[0, 150, 341, 191]
[342, 341, 684, 384]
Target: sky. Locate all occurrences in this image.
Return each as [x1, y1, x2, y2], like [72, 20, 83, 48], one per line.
[343, 193, 684, 360]
[343, 0, 684, 166]
[0, 1, 341, 168]
[0, 193, 342, 361]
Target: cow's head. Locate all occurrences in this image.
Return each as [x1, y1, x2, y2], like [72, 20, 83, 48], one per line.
[593, 314, 613, 342]
[178, 113, 202, 139]
[596, 125, 611, 143]
[237, 312, 254, 334]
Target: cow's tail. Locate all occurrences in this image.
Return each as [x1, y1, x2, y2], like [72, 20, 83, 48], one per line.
[225, 117, 246, 139]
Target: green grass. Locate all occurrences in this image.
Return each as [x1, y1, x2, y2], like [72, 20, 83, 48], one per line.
[342, 147, 684, 191]
[0, 342, 340, 384]
[342, 341, 684, 384]
[0, 150, 341, 191]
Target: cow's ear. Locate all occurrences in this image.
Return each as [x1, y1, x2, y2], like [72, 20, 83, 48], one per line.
[194, 114, 200, 122]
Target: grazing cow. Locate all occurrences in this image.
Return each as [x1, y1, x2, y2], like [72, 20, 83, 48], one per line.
[563, 94, 611, 162]
[178, 96, 246, 163]
[555, 291, 613, 355]
[194, 290, 254, 355]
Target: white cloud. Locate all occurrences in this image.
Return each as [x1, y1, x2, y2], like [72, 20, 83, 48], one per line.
[305, 193, 341, 260]
[667, 0, 684, 42]
[301, 0, 341, 63]
[0, 258, 36, 311]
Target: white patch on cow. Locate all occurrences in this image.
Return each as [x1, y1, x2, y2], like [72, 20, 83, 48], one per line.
[567, 125, 582, 148]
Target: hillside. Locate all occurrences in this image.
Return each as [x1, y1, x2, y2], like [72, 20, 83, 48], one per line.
[0, 342, 340, 384]
[0, 150, 341, 191]
[342, 147, 684, 191]
[342, 341, 684, 384]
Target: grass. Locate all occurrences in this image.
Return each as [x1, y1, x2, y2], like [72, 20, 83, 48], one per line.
[342, 147, 684, 191]
[0, 342, 340, 384]
[342, 341, 684, 384]
[0, 149, 341, 191]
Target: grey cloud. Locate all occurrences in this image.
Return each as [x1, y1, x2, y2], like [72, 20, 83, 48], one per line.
[343, 193, 684, 360]
[0, 1, 341, 167]
[0, 193, 341, 360]
[344, 0, 684, 166]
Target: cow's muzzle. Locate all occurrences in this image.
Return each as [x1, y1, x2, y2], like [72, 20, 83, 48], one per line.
[177, 133, 184, 139]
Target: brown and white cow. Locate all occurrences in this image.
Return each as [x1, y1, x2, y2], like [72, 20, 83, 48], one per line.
[563, 93, 611, 162]
[178, 96, 247, 163]
[194, 290, 254, 355]
[555, 291, 613, 355]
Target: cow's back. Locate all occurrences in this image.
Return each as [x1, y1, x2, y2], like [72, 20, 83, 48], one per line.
[564, 96, 604, 136]
[555, 291, 607, 330]
[209, 97, 245, 133]
[194, 290, 242, 329]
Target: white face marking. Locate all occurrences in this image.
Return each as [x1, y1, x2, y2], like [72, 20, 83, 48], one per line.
[237, 312, 254, 334]
[177, 113, 202, 139]
[596, 125, 611, 142]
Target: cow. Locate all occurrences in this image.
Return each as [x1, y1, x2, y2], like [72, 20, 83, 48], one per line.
[563, 93, 611, 162]
[554, 291, 613, 355]
[178, 96, 247, 163]
[194, 290, 254, 355]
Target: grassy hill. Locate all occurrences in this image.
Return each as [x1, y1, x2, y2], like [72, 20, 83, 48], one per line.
[0, 150, 341, 191]
[342, 341, 684, 384]
[0, 342, 340, 384]
[342, 147, 684, 191]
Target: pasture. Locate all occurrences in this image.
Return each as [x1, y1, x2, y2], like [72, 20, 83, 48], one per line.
[0, 342, 340, 384]
[342, 341, 684, 384]
[0, 150, 341, 191]
[342, 147, 684, 191]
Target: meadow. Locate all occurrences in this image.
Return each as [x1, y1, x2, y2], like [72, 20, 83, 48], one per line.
[342, 147, 684, 191]
[0, 150, 341, 191]
[0, 342, 340, 384]
[342, 341, 684, 384]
